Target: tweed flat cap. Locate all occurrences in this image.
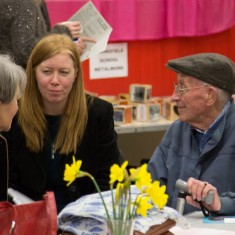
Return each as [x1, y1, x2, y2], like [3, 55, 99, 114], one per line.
[167, 53, 235, 93]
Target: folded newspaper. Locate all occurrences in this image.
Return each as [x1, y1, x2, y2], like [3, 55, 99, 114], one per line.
[69, 1, 112, 61]
[8, 188, 34, 204]
[58, 185, 190, 235]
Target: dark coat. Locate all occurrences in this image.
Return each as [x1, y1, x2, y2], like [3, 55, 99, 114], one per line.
[0, 135, 8, 201]
[3, 97, 121, 208]
[148, 101, 235, 214]
[0, 0, 71, 69]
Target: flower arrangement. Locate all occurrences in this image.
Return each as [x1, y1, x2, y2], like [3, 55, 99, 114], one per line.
[64, 157, 168, 222]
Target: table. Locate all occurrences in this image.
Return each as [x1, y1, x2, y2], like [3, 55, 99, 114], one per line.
[170, 212, 235, 235]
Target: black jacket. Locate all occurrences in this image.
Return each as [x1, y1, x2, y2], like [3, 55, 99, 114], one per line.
[0, 135, 8, 201]
[3, 97, 121, 209]
[0, 0, 72, 69]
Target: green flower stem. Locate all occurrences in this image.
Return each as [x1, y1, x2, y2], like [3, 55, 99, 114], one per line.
[131, 197, 139, 218]
[84, 172, 111, 220]
[127, 183, 132, 218]
[123, 192, 129, 219]
[110, 185, 117, 219]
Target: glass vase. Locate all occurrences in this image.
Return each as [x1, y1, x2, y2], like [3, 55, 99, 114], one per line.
[107, 218, 135, 235]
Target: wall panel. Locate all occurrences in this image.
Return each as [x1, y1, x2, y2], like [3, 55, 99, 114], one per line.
[82, 26, 235, 97]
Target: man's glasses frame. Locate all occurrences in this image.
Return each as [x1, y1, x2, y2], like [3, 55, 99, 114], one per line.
[174, 83, 208, 96]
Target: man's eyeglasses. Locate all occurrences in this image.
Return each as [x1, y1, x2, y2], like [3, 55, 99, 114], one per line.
[174, 83, 208, 96]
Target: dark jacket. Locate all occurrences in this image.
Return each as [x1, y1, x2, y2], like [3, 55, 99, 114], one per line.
[148, 101, 235, 214]
[3, 96, 121, 210]
[0, 0, 71, 69]
[0, 135, 8, 201]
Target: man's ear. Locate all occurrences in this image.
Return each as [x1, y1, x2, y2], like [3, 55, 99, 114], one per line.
[206, 92, 212, 101]
[206, 88, 217, 104]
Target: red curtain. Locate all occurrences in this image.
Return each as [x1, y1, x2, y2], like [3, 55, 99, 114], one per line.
[82, 27, 235, 96]
[46, 0, 235, 96]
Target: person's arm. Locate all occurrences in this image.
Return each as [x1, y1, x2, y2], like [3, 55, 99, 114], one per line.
[51, 22, 96, 55]
[42, 0, 96, 55]
[10, 1, 44, 68]
[56, 21, 82, 39]
[219, 192, 235, 215]
[40, 0, 51, 31]
[147, 147, 168, 186]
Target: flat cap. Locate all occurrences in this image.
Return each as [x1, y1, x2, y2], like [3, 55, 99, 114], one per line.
[167, 53, 235, 93]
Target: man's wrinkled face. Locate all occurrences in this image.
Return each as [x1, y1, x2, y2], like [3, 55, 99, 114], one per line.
[171, 74, 209, 126]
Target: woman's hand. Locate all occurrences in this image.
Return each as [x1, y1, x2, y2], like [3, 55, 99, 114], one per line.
[58, 21, 82, 39]
[57, 21, 96, 55]
[75, 36, 97, 55]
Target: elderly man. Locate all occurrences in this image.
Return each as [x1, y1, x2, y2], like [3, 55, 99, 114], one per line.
[147, 53, 235, 214]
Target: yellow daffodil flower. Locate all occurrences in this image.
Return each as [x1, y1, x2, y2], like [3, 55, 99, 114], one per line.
[64, 158, 168, 221]
[135, 195, 153, 217]
[129, 164, 152, 191]
[109, 160, 128, 184]
[115, 182, 124, 204]
[63, 156, 85, 186]
[147, 181, 168, 209]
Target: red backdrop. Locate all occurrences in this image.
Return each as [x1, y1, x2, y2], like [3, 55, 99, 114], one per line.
[83, 26, 235, 97]
[45, 0, 235, 97]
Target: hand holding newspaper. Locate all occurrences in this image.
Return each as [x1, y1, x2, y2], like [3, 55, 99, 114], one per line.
[69, 1, 113, 61]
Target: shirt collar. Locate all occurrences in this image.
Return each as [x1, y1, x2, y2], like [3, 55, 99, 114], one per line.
[192, 100, 231, 134]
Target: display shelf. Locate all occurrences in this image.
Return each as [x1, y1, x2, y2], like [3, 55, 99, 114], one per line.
[115, 119, 173, 134]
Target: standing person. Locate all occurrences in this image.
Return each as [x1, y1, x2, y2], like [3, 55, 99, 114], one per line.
[0, 55, 26, 201]
[147, 53, 235, 214]
[3, 34, 121, 213]
[0, 0, 87, 69]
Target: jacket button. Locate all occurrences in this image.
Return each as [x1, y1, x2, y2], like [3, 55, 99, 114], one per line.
[69, 185, 76, 192]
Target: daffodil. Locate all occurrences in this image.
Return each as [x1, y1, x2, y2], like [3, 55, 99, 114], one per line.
[64, 158, 168, 223]
[64, 156, 84, 186]
[64, 155, 111, 219]
[147, 181, 169, 209]
[129, 164, 152, 191]
[135, 195, 153, 217]
[115, 182, 124, 204]
[109, 160, 128, 184]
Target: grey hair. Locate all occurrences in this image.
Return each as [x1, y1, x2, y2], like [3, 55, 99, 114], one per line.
[200, 81, 231, 108]
[0, 55, 26, 103]
[216, 88, 231, 108]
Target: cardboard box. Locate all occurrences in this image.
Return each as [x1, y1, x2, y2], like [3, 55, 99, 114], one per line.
[113, 105, 132, 125]
[136, 103, 161, 122]
[130, 84, 152, 103]
[118, 93, 130, 101]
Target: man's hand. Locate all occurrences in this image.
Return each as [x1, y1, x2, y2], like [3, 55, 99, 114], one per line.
[186, 177, 221, 212]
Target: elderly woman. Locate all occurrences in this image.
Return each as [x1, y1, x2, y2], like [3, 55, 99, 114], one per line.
[0, 54, 26, 201]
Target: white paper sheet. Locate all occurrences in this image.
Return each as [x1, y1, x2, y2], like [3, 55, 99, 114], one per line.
[69, 1, 113, 61]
